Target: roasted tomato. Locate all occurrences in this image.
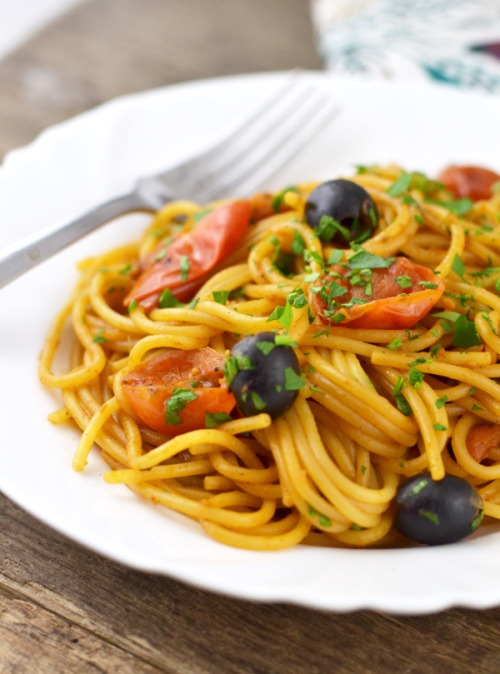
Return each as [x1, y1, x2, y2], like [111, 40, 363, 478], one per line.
[437, 165, 500, 201]
[466, 423, 500, 463]
[125, 200, 251, 310]
[121, 348, 236, 435]
[312, 256, 444, 330]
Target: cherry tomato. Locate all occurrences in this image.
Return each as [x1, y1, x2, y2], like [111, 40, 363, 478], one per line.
[125, 200, 251, 310]
[121, 348, 236, 436]
[466, 423, 500, 463]
[437, 165, 500, 201]
[313, 256, 444, 330]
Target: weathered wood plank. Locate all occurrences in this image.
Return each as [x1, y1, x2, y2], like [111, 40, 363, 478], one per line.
[0, 0, 323, 158]
[3, 495, 500, 673]
[0, 583, 164, 674]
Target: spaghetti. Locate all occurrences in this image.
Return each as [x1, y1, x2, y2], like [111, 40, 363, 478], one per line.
[39, 164, 500, 549]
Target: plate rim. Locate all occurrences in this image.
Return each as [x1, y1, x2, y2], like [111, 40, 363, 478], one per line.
[2, 70, 500, 614]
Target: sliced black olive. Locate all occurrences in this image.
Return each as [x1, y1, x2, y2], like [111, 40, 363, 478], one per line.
[394, 472, 484, 545]
[304, 179, 379, 245]
[225, 332, 302, 419]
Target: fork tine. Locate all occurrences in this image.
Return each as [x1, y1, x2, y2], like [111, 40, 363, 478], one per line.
[165, 72, 303, 175]
[161, 75, 339, 202]
[0, 75, 341, 288]
[197, 91, 339, 201]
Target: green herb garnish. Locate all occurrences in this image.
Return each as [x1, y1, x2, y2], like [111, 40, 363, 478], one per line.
[179, 255, 190, 281]
[205, 412, 233, 428]
[284, 367, 306, 391]
[159, 287, 184, 308]
[165, 388, 198, 425]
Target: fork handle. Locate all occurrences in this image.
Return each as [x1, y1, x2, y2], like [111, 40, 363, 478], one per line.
[0, 192, 152, 289]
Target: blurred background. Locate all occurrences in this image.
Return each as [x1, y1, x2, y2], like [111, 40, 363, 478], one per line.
[0, 0, 84, 58]
[0, 0, 323, 157]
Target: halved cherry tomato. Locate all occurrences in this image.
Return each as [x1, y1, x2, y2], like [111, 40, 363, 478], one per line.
[121, 347, 236, 436]
[313, 257, 444, 329]
[437, 165, 500, 201]
[466, 423, 500, 463]
[125, 200, 251, 310]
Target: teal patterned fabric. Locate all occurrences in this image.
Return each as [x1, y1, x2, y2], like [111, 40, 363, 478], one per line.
[311, 0, 500, 93]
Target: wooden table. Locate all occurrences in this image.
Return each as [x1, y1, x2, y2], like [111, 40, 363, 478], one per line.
[2, 1, 500, 671]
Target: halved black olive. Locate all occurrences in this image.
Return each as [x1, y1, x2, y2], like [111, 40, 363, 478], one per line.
[394, 472, 484, 545]
[304, 179, 379, 245]
[225, 332, 302, 418]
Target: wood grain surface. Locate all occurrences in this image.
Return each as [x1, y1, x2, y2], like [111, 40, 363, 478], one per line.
[1, 1, 500, 672]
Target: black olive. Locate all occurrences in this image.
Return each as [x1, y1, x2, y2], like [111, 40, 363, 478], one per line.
[225, 332, 302, 419]
[304, 179, 379, 245]
[394, 472, 484, 545]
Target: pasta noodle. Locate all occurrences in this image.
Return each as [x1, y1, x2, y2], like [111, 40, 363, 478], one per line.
[39, 164, 500, 549]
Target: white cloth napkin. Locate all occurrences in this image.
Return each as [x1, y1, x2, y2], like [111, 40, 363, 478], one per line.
[311, 0, 500, 93]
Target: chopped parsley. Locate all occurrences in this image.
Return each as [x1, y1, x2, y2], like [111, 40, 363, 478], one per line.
[451, 253, 466, 278]
[223, 355, 253, 385]
[251, 391, 267, 411]
[348, 246, 394, 270]
[165, 388, 198, 425]
[396, 275, 413, 289]
[392, 376, 412, 416]
[387, 337, 403, 351]
[275, 335, 298, 348]
[270, 236, 294, 276]
[308, 504, 332, 528]
[271, 185, 298, 212]
[284, 367, 306, 391]
[159, 287, 184, 308]
[387, 171, 413, 197]
[452, 314, 481, 348]
[179, 255, 190, 282]
[287, 287, 308, 309]
[193, 208, 212, 222]
[256, 341, 276, 356]
[314, 215, 350, 243]
[471, 510, 484, 532]
[432, 310, 462, 322]
[267, 301, 294, 330]
[431, 310, 481, 348]
[205, 412, 233, 428]
[426, 197, 473, 216]
[408, 478, 429, 496]
[118, 263, 133, 276]
[92, 328, 107, 343]
[327, 249, 343, 265]
[408, 367, 424, 390]
[212, 290, 229, 305]
[419, 509, 439, 525]
[435, 395, 448, 409]
[291, 230, 306, 256]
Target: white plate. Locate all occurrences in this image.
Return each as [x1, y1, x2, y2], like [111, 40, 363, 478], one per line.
[2, 71, 500, 615]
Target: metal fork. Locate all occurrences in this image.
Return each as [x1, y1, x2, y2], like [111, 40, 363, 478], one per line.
[0, 76, 338, 288]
